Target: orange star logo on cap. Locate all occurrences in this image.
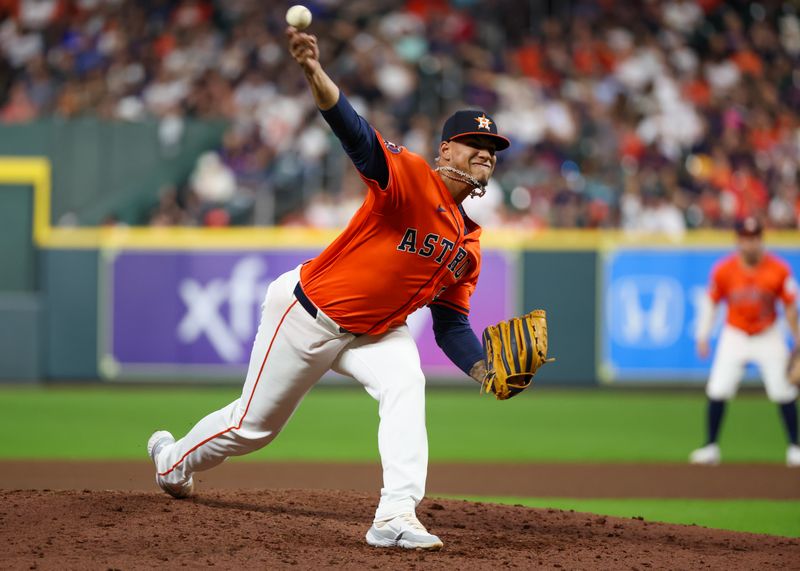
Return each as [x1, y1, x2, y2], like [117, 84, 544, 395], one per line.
[475, 114, 492, 130]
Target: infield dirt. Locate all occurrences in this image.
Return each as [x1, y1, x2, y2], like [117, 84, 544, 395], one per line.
[3, 488, 799, 570]
[2, 461, 799, 569]
[2, 460, 799, 498]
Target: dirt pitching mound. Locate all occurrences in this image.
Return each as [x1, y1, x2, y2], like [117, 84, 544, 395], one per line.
[2, 489, 798, 570]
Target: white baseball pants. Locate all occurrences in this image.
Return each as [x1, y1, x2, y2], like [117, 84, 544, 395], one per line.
[154, 265, 428, 521]
[707, 324, 798, 403]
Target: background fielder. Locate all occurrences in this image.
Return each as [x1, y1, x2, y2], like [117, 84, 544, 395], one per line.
[691, 217, 800, 467]
[146, 24, 513, 551]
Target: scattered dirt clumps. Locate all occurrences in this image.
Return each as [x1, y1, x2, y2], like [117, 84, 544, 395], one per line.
[2, 488, 798, 570]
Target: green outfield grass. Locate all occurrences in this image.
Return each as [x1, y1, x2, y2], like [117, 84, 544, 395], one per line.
[0, 385, 792, 462]
[453, 497, 800, 538]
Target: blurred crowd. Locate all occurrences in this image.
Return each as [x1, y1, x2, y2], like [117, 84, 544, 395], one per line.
[1, 0, 799, 234]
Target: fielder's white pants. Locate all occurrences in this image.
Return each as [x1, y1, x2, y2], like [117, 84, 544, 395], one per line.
[707, 324, 798, 403]
[154, 265, 428, 521]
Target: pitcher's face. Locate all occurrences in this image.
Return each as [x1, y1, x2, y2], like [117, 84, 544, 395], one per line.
[440, 136, 498, 186]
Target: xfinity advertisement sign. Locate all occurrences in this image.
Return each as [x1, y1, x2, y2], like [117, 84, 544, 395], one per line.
[100, 249, 514, 381]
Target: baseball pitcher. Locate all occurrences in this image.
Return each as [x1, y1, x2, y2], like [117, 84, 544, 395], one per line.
[691, 217, 800, 467]
[146, 25, 551, 550]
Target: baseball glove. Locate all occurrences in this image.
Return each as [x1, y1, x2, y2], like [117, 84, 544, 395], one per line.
[481, 309, 554, 400]
[789, 348, 800, 387]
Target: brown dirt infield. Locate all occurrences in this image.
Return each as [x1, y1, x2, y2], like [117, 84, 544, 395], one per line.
[1, 460, 798, 498]
[2, 461, 799, 569]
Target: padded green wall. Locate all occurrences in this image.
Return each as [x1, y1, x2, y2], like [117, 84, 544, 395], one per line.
[0, 185, 35, 292]
[40, 250, 99, 379]
[0, 293, 41, 380]
[522, 251, 598, 385]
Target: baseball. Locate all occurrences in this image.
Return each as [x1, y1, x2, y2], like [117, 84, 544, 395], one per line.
[286, 5, 312, 30]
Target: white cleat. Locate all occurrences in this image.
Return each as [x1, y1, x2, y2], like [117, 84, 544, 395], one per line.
[366, 513, 443, 550]
[147, 430, 194, 498]
[787, 445, 800, 468]
[689, 443, 721, 466]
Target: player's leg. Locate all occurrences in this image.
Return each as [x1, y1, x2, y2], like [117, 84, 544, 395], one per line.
[150, 266, 353, 492]
[703, 327, 748, 440]
[751, 325, 799, 466]
[780, 402, 800, 467]
[333, 326, 428, 518]
[332, 325, 442, 549]
[690, 326, 747, 465]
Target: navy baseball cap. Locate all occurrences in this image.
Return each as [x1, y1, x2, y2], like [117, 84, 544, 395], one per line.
[441, 110, 510, 151]
[735, 216, 763, 237]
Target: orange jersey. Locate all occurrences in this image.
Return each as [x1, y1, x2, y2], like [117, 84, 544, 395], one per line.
[300, 135, 481, 336]
[708, 253, 797, 335]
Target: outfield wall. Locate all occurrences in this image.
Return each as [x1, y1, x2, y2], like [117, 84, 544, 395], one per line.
[6, 240, 797, 386]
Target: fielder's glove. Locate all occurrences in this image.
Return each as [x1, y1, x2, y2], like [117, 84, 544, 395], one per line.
[481, 310, 554, 400]
[789, 347, 800, 387]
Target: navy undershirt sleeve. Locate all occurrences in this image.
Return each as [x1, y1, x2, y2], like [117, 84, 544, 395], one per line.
[319, 93, 389, 189]
[430, 303, 485, 376]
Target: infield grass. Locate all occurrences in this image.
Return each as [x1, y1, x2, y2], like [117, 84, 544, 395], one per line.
[453, 496, 800, 538]
[0, 386, 792, 463]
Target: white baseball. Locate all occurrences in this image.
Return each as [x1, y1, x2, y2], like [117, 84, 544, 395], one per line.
[286, 5, 312, 30]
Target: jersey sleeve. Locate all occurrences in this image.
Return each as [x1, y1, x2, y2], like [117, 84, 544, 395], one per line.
[357, 130, 429, 209]
[356, 129, 396, 192]
[778, 264, 798, 305]
[320, 93, 388, 187]
[708, 261, 727, 303]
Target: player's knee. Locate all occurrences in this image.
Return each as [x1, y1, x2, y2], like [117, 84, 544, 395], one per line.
[234, 413, 286, 445]
[386, 368, 426, 396]
[765, 385, 799, 404]
[406, 368, 426, 388]
[706, 385, 735, 401]
[232, 424, 279, 448]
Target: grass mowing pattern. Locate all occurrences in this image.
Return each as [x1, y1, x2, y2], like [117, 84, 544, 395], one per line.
[449, 496, 800, 538]
[0, 386, 791, 462]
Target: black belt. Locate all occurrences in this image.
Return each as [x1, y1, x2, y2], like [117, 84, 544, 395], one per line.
[293, 283, 357, 335]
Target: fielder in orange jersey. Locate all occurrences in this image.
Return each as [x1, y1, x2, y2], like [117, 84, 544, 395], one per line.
[691, 217, 800, 467]
[146, 25, 513, 550]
